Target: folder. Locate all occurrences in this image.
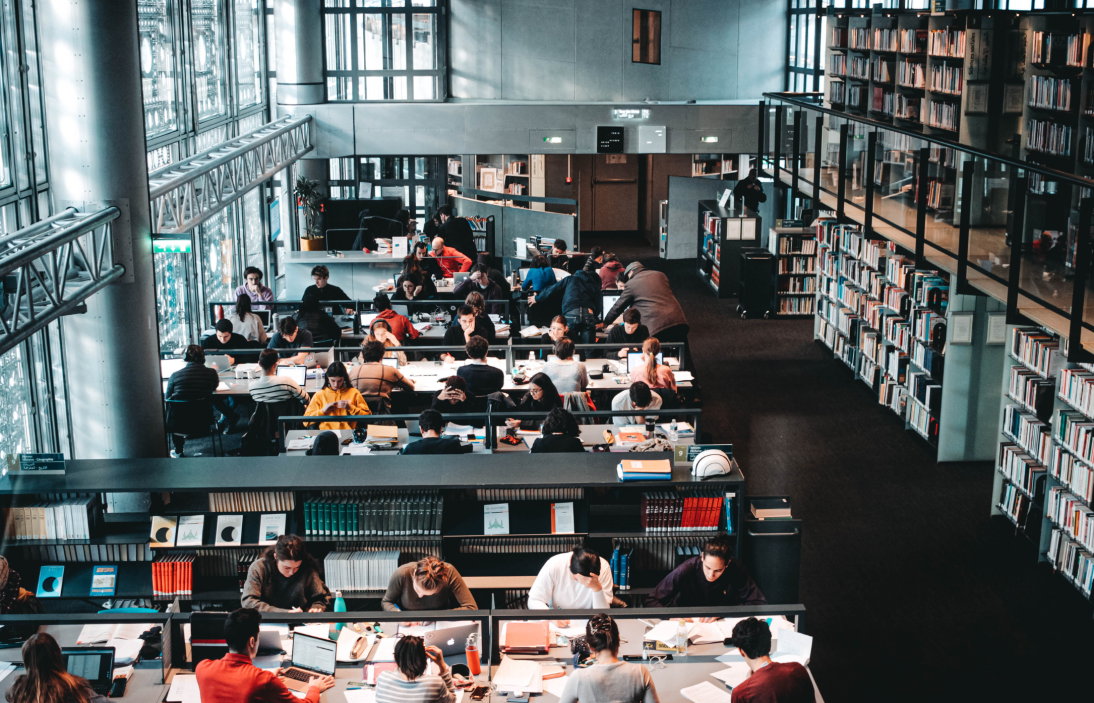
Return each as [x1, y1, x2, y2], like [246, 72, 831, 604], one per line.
[501, 621, 550, 654]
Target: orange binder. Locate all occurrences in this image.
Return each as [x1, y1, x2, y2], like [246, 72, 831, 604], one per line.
[502, 621, 550, 654]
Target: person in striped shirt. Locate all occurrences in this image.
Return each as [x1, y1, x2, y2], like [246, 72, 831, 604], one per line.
[375, 635, 456, 703]
[248, 350, 309, 405]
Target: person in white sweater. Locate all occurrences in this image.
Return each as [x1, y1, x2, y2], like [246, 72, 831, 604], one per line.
[527, 547, 613, 627]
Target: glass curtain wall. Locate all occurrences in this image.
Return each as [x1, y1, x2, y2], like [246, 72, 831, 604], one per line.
[327, 156, 446, 234]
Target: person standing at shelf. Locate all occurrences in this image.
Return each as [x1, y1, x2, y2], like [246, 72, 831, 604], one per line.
[528, 546, 613, 625]
[374, 635, 457, 703]
[629, 338, 676, 392]
[234, 266, 274, 309]
[454, 335, 505, 396]
[381, 555, 477, 613]
[5, 633, 110, 703]
[733, 168, 768, 213]
[266, 317, 314, 366]
[557, 615, 660, 703]
[304, 361, 371, 430]
[196, 608, 335, 703]
[242, 534, 332, 613]
[611, 382, 662, 428]
[529, 407, 585, 454]
[436, 204, 478, 264]
[644, 534, 766, 612]
[727, 618, 814, 703]
[607, 308, 649, 358]
[430, 236, 472, 277]
[401, 409, 472, 455]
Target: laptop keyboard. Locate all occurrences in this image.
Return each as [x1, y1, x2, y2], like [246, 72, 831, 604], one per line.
[283, 668, 312, 682]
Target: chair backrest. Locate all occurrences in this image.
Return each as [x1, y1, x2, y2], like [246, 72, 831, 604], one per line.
[165, 398, 215, 436]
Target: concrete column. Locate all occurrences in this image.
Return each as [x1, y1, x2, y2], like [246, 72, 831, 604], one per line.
[276, 0, 325, 106]
[39, 0, 165, 458]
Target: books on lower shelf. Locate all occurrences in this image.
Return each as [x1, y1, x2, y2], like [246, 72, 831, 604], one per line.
[997, 443, 1047, 502]
[458, 536, 581, 554]
[1004, 406, 1052, 464]
[208, 492, 295, 512]
[1060, 368, 1094, 417]
[152, 552, 195, 599]
[1055, 409, 1094, 467]
[610, 547, 633, 590]
[2, 496, 100, 540]
[1026, 118, 1072, 157]
[928, 29, 965, 58]
[18, 542, 153, 563]
[1008, 366, 1055, 420]
[476, 489, 584, 502]
[1050, 444, 1094, 505]
[1048, 487, 1094, 553]
[639, 491, 729, 533]
[1047, 527, 1094, 596]
[303, 490, 443, 537]
[1028, 75, 1072, 112]
[323, 550, 401, 592]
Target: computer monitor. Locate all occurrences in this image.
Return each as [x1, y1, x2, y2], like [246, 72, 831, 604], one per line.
[160, 358, 187, 379]
[62, 648, 114, 695]
[361, 312, 380, 328]
[254, 310, 271, 329]
[603, 294, 621, 312]
[282, 365, 307, 387]
[627, 351, 662, 373]
[382, 358, 399, 368]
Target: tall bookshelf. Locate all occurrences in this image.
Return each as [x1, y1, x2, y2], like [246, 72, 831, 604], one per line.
[772, 225, 817, 317]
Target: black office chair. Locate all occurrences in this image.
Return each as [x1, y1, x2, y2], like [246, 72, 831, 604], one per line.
[165, 398, 223, 457]
[255, 398, 307, 454]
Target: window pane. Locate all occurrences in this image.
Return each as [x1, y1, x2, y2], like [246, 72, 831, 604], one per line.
[234, 0, 263, 107]
[140, 0, 179, 138]
[237, 112, 264, 134]
[192, 0, 229, 121]
[3, 0, 27, 191]
[148, 144, 174, 171]
[365, 75, 384, 99]
[242, 188, 265, 270]
[391, 14, 406, 70]
[327, 13, 351, 73]
[196, 124, 227, 152]
[46, 321, 70, 457]
[155, 247, 194, 353]
[788, 14, 796, 68]
[412, 13, 433, 69]
[805, 14, 814, 69]
[392, 75, 406, 99]
[0, 346, 33, 462]
[22, 0, 46, 184]
[200, 204, 239, 313]
[364, 14, 384, 70]
[413, 75, 433, 100]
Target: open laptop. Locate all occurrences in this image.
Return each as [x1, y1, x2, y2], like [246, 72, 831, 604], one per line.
[279, 632, 337, 691]
[627, 351, 662, 373]
[62, 647, 115, 695]
[453, 271, 470, 285]
[161, 358, 187, 379]
[603, 293, 621, 312]
[206, 355, 232, 372]
[423, 622, 479, 657]
[254, 310, 272, 329]
[282, 364, 308, 388]
[303, 346, 335, 369]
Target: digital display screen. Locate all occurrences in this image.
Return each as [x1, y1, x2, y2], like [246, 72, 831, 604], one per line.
[597, 126, 624, 153]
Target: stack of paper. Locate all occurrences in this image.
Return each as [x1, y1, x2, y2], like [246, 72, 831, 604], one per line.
[710, 663, 750, 689]
[365, 425, 398, 446]
[494, 656, 540, 693]
[520, 325, 543, 337]
[643, 619, 687, 646]
[680, 681, 733, 703]
[286, 437, 315, 451]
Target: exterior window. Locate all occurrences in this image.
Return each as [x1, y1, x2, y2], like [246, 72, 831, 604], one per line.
[140, 0, 180, 139]
[234, 0, 264, 107]
[192, 0, 229, 121]
[631, 9, 661, 65]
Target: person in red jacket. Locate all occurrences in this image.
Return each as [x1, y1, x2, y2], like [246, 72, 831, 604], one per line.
[430, 236, 472, 277]
[196, 608, 335, 703]
[373, 293, 419, 342]
[727, 617, 814, 703]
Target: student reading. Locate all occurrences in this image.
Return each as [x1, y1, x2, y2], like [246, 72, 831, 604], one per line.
[196, 608, 335, 703]
[528, 546, 613, 622]
[645, 534, 765, 611]
[5, 633, 109, 703]
[727, 617, 814, 703]
[558, 615, 660, 703]
[374, 634, 457, 703]
[382, 555, 477, 611]
[242, 534, 332, 612]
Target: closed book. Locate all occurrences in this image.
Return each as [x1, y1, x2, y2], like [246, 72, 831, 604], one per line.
[619, 459, 671, 474]
[502, 621, 550, 653]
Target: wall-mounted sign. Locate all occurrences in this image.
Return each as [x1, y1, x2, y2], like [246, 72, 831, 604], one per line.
[597, 126, 625, 154]
[152, 237, 192, 254]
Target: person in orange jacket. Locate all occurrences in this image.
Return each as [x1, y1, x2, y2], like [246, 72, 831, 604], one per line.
[430, 236, 472, 277]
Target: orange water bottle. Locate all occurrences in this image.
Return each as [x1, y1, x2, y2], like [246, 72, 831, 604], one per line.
[465, 633, 481, 676]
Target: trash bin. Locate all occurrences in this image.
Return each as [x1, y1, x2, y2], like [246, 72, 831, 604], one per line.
[737, 248, 776, 319]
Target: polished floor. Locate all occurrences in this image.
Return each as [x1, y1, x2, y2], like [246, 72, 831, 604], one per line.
[587, 231, 1094, 702]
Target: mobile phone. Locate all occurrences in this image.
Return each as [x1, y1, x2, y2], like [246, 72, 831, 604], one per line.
[470, 685, 489, 700]
[342, 438, 353, 445]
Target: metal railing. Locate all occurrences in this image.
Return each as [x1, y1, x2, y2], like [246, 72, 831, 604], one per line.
[0, 207, 124, 355]
[148, 115, 313, 234]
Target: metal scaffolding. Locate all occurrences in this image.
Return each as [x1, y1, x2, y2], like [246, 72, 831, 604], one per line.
[0, 207, 125, 356]
[148, 115, 314, 234]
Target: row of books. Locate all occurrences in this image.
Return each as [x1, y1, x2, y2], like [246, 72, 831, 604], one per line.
[638, 491, 731, 533]
[2, 497, 100, 540]
[1050, 444, 1094, 505]
[924, 99, 958, 131]
[829, 81, 846, 105]
[1047, 528, 1094, 597]
[1011, 328, 1061, 379]
[475, 489, 584, 502]
[884, 315, 911, 353]
[907, 397, 939, 443]
[913, 309, 946, 346]
[150, 514, 282, 548]
[872, 28, 898, 53]
[1009, 365, 1055, 421]
[302, 491, 443, 537]
[849, 54, 870, 79]
[926, 180, 955, 212]
[894, 94, 920, 120]
[1028, 75, 1071, 112]
[849, 27, 868, 51]
[778, 258, 815, 274]
[208, 492, 295, 512]
[1086, 127, 1094, 165]
[998, 481, 1035, 528]
[1031, 31, 1090, 68]
[611, 536, 708, 573]
[911, 339, 943, 381]
[152, 553, 195, 598]
[193, 548, 261, 591]
[871, 57, 892, 83]
[898, 60, 925, 89]
[777, 236, 817, 255]
[1026, 119, 1072, 157]
[899, 28, 927, 54]
[16, 543, 153, 563]
[778, 297, 815, 315]
[847, 84, 867, 111]
[883, 345, 909, 386]
[909, 371, 942, 415]
[829, 54, 846, 77]
[872, 88, 894, 116]
[928, 29, 965, 58]
[778, 277, 815, 294]
[830, 27, 848, 49]
[1055, 409, 1094, 467]
[323, 550, 401, 592]
[1004, 405, 1052, 465]
[1048, 487, 1094, 552]
[929, 64, 962, 95]
[458, 537, 581, 554]
[998, 443, 1047, 501]
[610, 547, 634, 590]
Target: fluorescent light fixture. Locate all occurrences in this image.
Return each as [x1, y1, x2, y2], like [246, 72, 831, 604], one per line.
[152, 238, 192, 253]
[612, 108, 650, 120]
[543, 136, 563, 144]
[700, 136, 719, 143]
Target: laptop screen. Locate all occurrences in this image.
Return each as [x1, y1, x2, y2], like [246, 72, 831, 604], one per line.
[292, 633, 337, 675]
[603, 294, 621, 313]
[627, 351, 662, 373]
[254, 310, 271, 328]
[62, 648, 114, 685]
[161, 358, 187, 378]
[282, 365, 307, 387]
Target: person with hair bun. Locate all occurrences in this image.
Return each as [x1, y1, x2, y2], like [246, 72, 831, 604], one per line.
[374, 634, 456, 703]
[558, 614, 660, 703]
[381, 556, 477, 618]
[241, 535, 331, 612]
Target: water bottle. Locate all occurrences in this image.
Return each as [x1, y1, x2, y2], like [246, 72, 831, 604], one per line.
[529, 351, 535, 362]
[334, 590, 346, 633]
[669, 419, 679, 443]
[465, 633, 481, 676]
[676, 620, 688, 656]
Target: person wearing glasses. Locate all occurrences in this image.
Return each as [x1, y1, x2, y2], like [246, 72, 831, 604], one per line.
[558, 614, 660, 703]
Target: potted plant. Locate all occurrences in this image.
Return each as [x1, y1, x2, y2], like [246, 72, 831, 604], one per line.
[295, 175, 325, 251]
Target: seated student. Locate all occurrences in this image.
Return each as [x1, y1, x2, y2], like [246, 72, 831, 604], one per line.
[454, 264, 505, 316]
[558, 615, 660, 703]
[242, 534, 332, 612]
[455, 335, 504, 396]
[530, 407, 585, 454]
[196, 609, 335, 703]
[304, 361, 371, 430]
[350, 340, 415, 412]
[727, 618, 814, 703]
[368, 319, 408, 366]
[430, 236, 472, 277]
[538, 315, 572, 354]
[462, 292, 497, 342]
[586, 246, 604, 270]
[409, 240, 445, 286]
[431, 376, 473, 415]
[645, 534, 766, 610]
[165, 345, 238, 453]
[528, 546, 613, 619]
[303, 265, 351, 309]
[373, 292, 419, 343]
[522, 254, 557, 293]
[374, 634, 457, 703]
[608, 308, 649, 358]
[599, 252, 625, 290]
[477, 252, 512, 292]
[611, 381, 662, 428]
[506, 372, 562, 431]
[402, 409, 471, 455]
[203, 318, 252, 365]
[5, 633, 110, 703]
[295, 293, 343, 345]
[394, 271, 435, 303]
[549, 239, 571, 272]
[382, 555, 477, 611]
[306, 431, 340, 456]
[234, 266, 274, 307]
[442, 305, 482, 361]
[542, 338, 589, 394]
[249, 349, 309, 405]
[227, 293, 268, 344]
[629, 337, 676, 391]
[267, 317, 314, 365]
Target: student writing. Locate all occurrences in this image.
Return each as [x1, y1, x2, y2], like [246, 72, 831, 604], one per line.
[242, 534, 332, 613]
[558, 615, 660, 703]
[381, 555, 477, 614]
[645, 534, 766, 612]
[528, 547, 613, 625]
[374, 635, 456, 703]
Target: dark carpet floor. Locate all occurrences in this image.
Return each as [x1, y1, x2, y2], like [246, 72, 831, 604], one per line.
[584, 232, 1094, 702]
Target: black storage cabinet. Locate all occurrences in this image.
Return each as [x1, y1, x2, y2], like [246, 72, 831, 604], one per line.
[737, 248, 776, 319]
